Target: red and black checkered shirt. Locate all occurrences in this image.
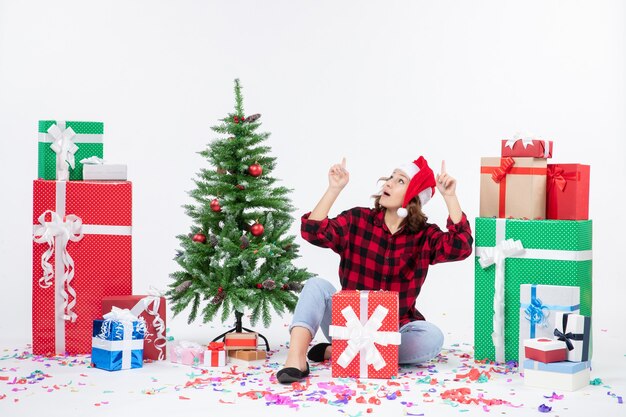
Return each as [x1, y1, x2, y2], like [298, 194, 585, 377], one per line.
[301, 207, 473, 326]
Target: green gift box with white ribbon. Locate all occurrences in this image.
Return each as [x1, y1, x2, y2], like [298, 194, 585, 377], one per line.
[473, 217, 592, 363]
[38, 120, 104, 180]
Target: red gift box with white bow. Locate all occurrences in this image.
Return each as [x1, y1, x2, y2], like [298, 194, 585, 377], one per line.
[329, 291, 401, 379]
[501, 137, 553, 158]
[32, 180, 132, 355]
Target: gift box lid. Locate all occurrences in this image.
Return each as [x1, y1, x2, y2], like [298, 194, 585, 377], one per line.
[524, 338, 568, 352]
[523, 359, 590, 374]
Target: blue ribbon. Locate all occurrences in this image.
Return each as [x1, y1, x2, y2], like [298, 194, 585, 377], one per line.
[521, 285, 580, 338]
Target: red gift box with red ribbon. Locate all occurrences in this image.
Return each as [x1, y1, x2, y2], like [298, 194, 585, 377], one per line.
[546, 164, 590, 220]
[329, 291, 401, 379]
[480, 157, 547, 219]
[102, 295, 167, 360]
[32, 180, 132, 355]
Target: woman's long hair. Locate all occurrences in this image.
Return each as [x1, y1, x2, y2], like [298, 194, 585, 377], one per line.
[372, 179, 428, 233]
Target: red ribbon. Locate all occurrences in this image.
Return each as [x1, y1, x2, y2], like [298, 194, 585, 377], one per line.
[547, 166, 580, 192]
[491, 157, 515, 183]
[208, 341, 225, 351]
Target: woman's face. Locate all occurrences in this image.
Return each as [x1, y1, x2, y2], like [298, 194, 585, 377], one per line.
[379, 169, 409, 209]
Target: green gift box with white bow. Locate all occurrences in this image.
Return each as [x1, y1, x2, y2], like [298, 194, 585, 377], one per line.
[473, 217, 592, 363]
[38, 120, 104, 180]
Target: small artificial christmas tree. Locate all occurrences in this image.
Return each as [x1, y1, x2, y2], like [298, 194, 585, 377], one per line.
[168, 79, 313, 331]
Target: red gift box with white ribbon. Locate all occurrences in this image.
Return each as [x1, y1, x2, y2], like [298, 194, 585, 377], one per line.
[329, 291, 401, 379]
[501, 136, 553, 159]
[32, 180, 132, 355]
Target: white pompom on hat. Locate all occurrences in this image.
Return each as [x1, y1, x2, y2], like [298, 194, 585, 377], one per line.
[395, 156, 436, 218]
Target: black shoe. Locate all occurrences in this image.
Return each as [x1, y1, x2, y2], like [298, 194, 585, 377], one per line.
[307, 343, 331, 362]
[276, 362, 310, 384]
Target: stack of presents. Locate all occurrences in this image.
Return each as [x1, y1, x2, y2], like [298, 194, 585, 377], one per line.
[475, 134, 592, 391]
[169, 332, 267, 368]
[31, 119, 266, 371]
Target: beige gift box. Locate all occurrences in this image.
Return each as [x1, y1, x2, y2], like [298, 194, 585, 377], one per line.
[480, 157, 547, 219]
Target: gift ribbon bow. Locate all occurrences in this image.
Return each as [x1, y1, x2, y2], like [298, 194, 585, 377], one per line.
[478, 238, 525, 363]
[130, 288, 167, 360]
[490, 157, 515, 184]
[47, 123, 78, 179]
[504, 132, 536, 150]
[524, 296, 549, 330]
[208, 342, 225, 351]
[553, 313, 584, 351]
[329, 304, 401, 373]
[547, 166, 579, 192]
[33, 210, 84, 322]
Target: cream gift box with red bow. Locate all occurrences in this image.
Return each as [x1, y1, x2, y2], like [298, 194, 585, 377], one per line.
[32, 180, 132, 355]
[329, 291, 401, 379]
[480, 157, 547, 219]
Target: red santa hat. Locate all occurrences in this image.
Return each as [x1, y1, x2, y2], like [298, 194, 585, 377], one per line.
[395, 156, 436, 218]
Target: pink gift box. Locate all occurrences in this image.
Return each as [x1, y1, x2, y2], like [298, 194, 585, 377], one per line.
[170, 341, 204, 366]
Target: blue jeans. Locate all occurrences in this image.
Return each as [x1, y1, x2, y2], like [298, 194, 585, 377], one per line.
[290, 277, 444, 365]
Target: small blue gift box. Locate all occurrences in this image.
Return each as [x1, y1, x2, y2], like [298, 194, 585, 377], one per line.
[91, 318, 145, 371]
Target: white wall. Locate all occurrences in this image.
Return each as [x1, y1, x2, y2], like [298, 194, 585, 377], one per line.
[1, 1, 624, 345]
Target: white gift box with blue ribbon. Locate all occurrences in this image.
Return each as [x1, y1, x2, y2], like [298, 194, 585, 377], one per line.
[519, 284, 580, 363]
[92, 307, 145, 371]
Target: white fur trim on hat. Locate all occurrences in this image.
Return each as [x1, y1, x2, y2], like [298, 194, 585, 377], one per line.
[396, 162, 419, 180]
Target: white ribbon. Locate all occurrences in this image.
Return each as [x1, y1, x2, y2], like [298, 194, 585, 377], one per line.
[130, 288, 167, 360]
[477, 237, 525, 363]
[329, 292, 401, 377]
[80, 156, 105, 165]
[33, 210, 83, 323]
[47, 122, 78, 180]
[475, 218, 593, 363]
[504, 132, 536, 150]
[104, 306, 138, 322]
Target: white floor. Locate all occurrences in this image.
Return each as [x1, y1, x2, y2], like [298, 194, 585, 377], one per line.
[1, 320, 624, 417]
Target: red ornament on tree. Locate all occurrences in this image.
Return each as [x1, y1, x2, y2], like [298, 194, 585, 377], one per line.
[192, 233, 207, 243]
[210, 198, 221, 212]
[236, 184, 245, 190]
[250, 222, 264, 236]
[256, 283, 263, 289]
[248, 163, 263, 177]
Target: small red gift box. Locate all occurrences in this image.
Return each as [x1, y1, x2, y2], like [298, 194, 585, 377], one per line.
[501, 138, 553, 158]
[329, 291, 401, 379]
[523, 338, 568, 363]
[102, 295, 167, 360]
[32, 180, 132, 355]
[546, 164, 590, 220]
